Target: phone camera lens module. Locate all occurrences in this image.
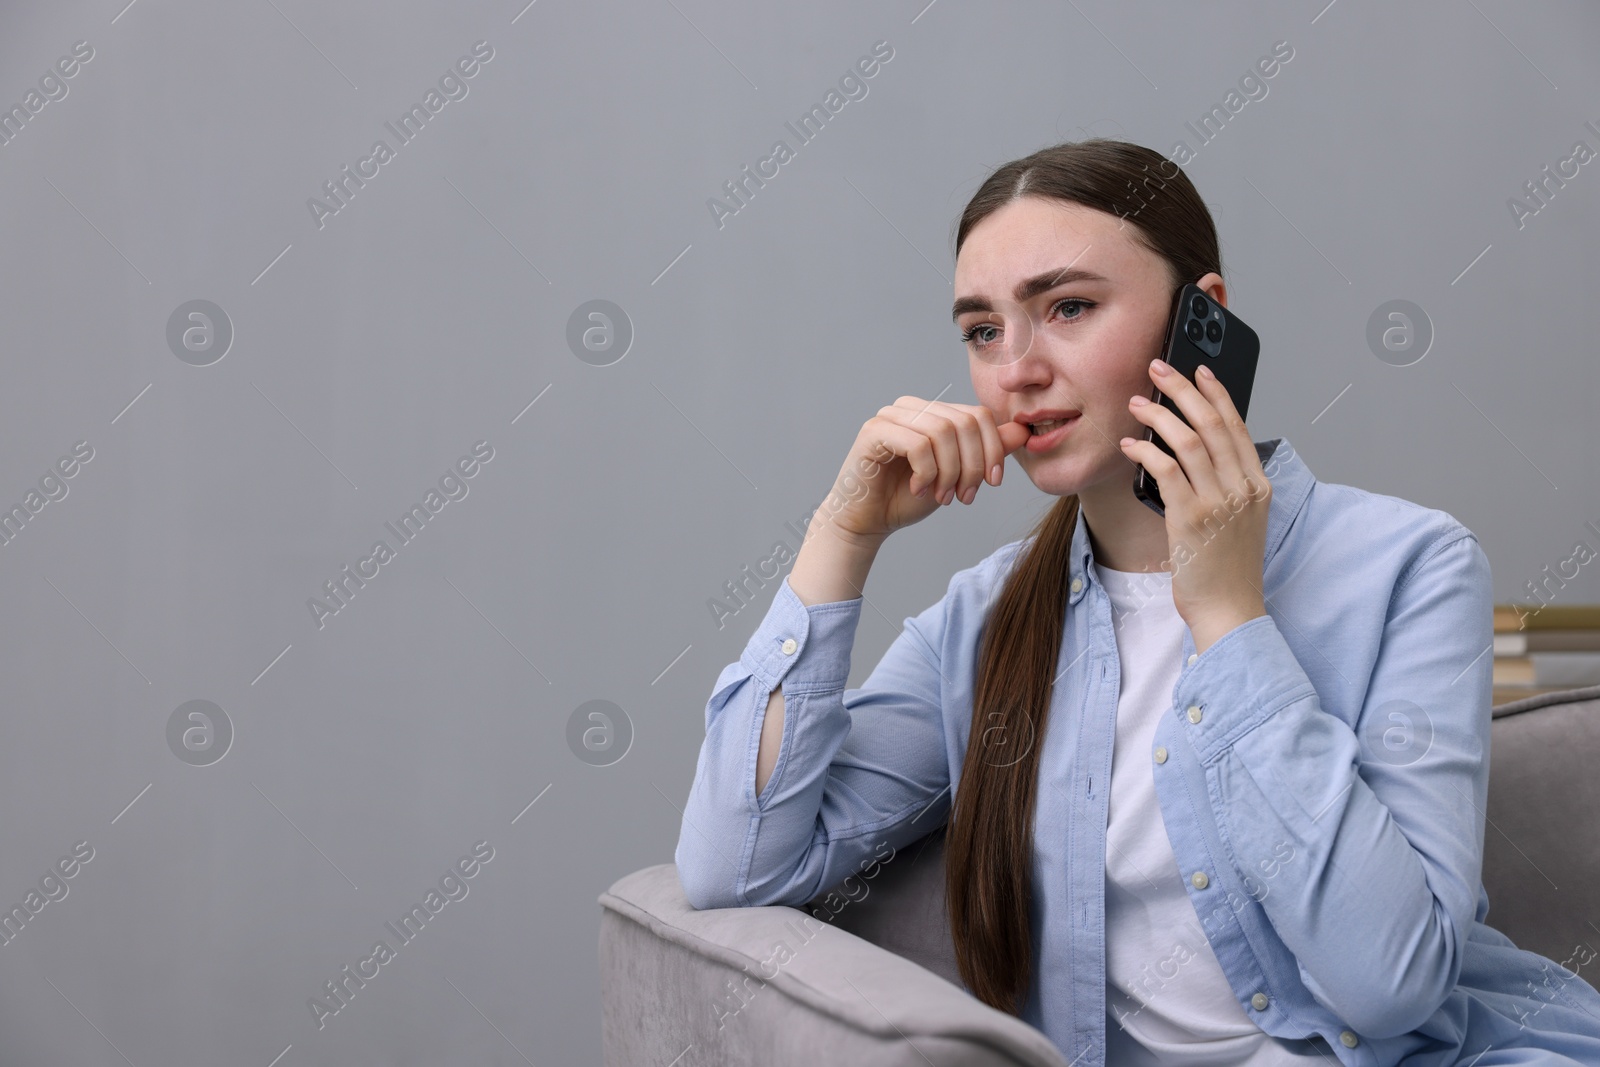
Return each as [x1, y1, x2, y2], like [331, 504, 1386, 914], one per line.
[1186, 319, 1205, 343]
[1205, 320, 1223, 343]
[1190, 295, 1209, 317]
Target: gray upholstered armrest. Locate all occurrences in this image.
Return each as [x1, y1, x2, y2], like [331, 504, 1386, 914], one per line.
[598, 863, 1071, 1067]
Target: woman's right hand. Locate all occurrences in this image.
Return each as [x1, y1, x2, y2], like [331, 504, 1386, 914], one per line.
[816, 396, 1033, 545]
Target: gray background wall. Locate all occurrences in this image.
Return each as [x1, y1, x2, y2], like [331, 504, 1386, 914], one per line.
[0, 0, 1594, 1062]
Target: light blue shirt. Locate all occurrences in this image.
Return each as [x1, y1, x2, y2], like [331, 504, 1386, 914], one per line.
[675, 437, 1600, 1065]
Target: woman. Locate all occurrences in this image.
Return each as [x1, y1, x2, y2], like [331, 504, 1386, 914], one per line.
[675, 139, 1600, 1065]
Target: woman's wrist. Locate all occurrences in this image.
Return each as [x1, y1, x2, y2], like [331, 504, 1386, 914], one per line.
[788, 520, 883, 607]
[1190, 602, 1267, 656]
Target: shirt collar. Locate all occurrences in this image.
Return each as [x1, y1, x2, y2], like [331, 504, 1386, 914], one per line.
[1067, 437, 1314, 605]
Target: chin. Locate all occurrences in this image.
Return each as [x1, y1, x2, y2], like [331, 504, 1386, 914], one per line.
[1020, 458, 1090, 497]
[1021, 449, 1117, 498]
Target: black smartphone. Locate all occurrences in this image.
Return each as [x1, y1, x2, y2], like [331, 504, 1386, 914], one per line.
[1133, 282, 1261, 516]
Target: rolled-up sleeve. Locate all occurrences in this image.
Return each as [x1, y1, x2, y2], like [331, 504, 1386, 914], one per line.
[675, 573, 952, 911]
[1171, 532, 1492, 1038]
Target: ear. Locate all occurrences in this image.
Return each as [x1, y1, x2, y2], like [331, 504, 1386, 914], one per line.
[1195, 271, 1228, 309]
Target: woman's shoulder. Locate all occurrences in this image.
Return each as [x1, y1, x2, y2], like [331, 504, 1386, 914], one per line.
[1266, 436, 1476, 552]
[903, 538, 1035, 646]
[932, 538, 1032, 606]
[1305, 476, 1478, 548]
[1294, 474, 1485, 592]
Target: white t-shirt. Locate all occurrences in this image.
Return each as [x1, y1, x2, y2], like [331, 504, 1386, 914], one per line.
[1098, 562, 1326, 1065]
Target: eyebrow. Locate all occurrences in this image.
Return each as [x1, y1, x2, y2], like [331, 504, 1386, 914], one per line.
[950, 266, 1111, 323]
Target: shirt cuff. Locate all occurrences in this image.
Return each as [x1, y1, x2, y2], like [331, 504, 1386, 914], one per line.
[739, 574, 863, 694]
[1171, 613, 1318, 763]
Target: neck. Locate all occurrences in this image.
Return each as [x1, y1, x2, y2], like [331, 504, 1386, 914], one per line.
[1076, 468, 1173, 574]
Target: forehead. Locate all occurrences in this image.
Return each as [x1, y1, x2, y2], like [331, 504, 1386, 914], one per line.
[953, 197, 1149, 289]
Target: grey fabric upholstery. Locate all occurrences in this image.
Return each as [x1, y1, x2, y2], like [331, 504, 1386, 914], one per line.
[598, 862, 1071, 1066]
[598, 688, 1600, 1065]
[1482, 685, 1600, 967]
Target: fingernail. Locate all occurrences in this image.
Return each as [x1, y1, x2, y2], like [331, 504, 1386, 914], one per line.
[1130, 394, 1150, 406]
[1150, 358, 1170, 376]
[1198, 364, 1214, 379]
[989, 463, 1002, 484]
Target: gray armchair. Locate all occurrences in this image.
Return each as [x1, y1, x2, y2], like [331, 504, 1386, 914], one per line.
[598, 686, 1600, 1066]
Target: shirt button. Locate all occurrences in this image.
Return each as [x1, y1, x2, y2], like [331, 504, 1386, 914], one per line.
[1339, 1031, 1359, 1048]
[1187, 653, 1198, 665]
[1190, 870, 1209, 889]
[1250, 992, 1269, 1011]
[1153, 746, 1168, 764]
[780, 638, 797, 655]
[1070, 578, 1083, 593]
[1186, 704, 1203, 724]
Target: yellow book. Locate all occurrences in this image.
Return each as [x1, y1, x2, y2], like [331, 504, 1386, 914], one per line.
[1494, 603, 1600, 632]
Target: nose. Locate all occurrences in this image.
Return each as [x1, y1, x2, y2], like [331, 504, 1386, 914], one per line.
[991, 325, 1053, 392]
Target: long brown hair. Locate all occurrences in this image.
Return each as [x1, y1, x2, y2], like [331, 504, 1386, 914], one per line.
[943, 139, 1222, 1015]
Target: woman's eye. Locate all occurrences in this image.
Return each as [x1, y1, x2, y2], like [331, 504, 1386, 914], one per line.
[960, 298, 1094, 348]
[1054, 297, 1094, 321]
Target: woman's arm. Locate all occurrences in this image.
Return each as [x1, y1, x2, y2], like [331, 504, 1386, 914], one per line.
[675, 530, 954, 912]
[755, 523, 884, 796]
[678, 392, 1019, 910]
[1176, 530, 1493, 1038]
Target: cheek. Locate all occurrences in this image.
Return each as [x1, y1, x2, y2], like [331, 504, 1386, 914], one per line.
[1079, 370, 1143, 416]
[969, 369, 1003, 406]
[1094, 318, 1160, 384]
[1112, 358, 1156, 401]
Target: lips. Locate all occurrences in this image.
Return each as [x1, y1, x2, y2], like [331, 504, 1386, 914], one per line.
[1028, 417, 1074, 433]
[1017, 412, 1081, 441]
[1022, 415, 1080, 453]
[1014, 408, 1083, 434]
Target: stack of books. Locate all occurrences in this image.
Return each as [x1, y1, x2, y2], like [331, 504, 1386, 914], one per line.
[1492, 603, 1600, 706]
